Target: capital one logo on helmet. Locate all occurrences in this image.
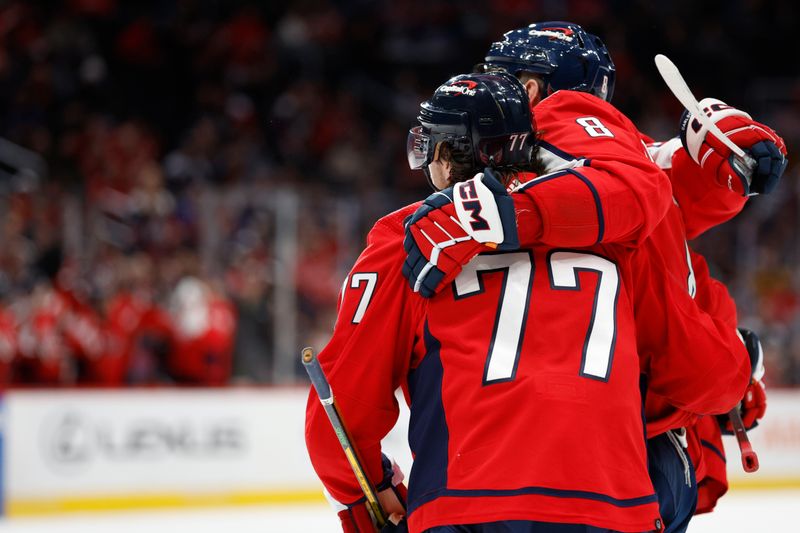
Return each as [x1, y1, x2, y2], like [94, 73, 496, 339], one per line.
[439, 80, 478, 96]
[528, 27, 575, 42]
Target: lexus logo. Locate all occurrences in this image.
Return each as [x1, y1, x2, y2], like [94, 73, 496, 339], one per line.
[41, 411, 246, 476]
[42, 412, 93, 474]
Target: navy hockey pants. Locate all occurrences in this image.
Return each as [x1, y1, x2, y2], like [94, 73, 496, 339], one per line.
[425, 521, 645, 532]
[647, 430, 697, 533]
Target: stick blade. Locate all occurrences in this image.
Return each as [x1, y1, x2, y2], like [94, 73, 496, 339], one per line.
[654, 54, 677, 75]
[653, 54, 697, 114]
[654, 53, 750, 162]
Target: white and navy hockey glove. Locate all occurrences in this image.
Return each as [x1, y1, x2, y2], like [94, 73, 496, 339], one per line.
[403, 168, 519, 298]
[679, 97, 788, 196]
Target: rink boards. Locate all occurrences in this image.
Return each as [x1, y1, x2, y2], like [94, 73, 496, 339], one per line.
[0, 388, 796, 516]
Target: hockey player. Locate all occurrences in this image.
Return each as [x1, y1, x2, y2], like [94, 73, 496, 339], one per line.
[404, 21, 783, 532]
[306, 72, 750, 533]
[485, 22, 779, 531]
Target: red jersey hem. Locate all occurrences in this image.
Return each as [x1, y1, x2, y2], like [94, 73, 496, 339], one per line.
[408, 493, 661, 533]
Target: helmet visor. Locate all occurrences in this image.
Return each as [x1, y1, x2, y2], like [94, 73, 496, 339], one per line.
[407, 126, 433, 170]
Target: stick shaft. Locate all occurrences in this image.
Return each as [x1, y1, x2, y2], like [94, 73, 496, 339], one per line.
[728, 406, 760, 473]
[302, 347, 387, 526]
[654, 54, 756, 169]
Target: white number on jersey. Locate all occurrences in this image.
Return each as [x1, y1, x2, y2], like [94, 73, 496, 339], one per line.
[576, 116, 614, 138]
[548, 251, 619, 381]
[454, 252, 533, 384]
[454, 251, 620, 384]
[346, 272, 378, 324]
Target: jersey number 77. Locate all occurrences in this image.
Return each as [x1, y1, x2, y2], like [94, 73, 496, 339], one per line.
[454, 250, 619, 384]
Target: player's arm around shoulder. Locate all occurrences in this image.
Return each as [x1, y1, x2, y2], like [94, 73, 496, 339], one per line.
[517, 90, 672, 247]
[305, 203, 426, 509]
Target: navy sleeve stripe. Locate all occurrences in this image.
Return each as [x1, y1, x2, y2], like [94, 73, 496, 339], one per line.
[516, 170, 571, 193]
[408, 484, 658, 514]
[539, 140, 582, 161]
[701, 439, 727, 464]
[565, 169, 605, 244]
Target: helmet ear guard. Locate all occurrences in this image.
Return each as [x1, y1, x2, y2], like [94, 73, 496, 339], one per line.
[483, 21, 616, 102]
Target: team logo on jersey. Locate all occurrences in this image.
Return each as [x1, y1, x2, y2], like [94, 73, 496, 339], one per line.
[439, 80, 478, 97]
[528, 26, 575, 42]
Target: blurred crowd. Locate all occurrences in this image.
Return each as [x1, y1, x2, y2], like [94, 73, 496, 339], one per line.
[0, 0, 798, 387]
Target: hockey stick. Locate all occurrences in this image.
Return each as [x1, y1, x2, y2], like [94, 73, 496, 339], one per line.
[727, 406, 760, 472]
[302, 347, 388, 528]
[654, 54, 756, 178]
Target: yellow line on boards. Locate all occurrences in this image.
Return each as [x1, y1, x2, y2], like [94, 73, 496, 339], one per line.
[728, 477, 800, 491]
[9, 480, 800, 517]
[7, 490, 327, 517]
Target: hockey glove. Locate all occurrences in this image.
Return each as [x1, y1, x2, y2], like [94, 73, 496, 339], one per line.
[337, 455, 408, 533]
[403, 168, 519, 298]
[719, 328, 767, 433]
[679, 97, 787, 196]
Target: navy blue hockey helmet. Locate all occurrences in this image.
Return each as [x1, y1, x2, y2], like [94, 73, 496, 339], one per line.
[479, 21, 615, 101]
[407, 72, 535, 182]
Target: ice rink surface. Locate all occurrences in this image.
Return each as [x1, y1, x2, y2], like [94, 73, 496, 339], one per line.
[0, 489, 796, 533]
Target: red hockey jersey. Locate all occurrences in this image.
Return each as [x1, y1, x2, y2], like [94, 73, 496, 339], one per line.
[644, 133, 748, 514]
[513, 92, 749, 435]
[690, 415, 730, 514]
[642, 246, 744, 438]
[305, 90, 749, 533]
[305, 205, 749, 532]
[514, 91, 750, 522]
[525, 93, 751, 517]
[514, 91, 673, 248]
